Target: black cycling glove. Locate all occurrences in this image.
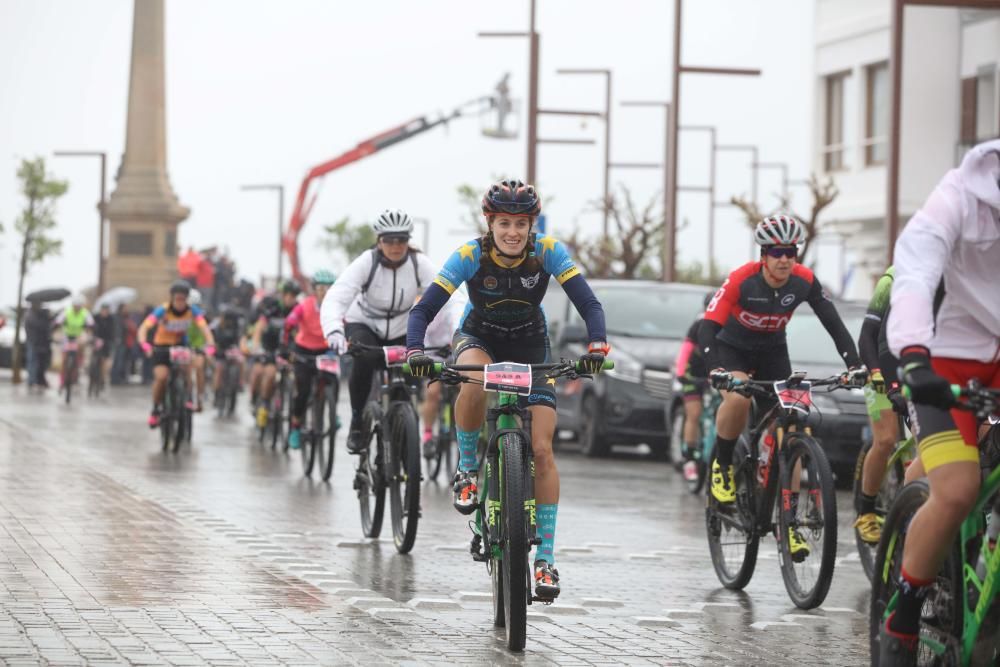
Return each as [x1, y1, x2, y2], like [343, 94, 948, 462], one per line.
[900, 346, 953, 409]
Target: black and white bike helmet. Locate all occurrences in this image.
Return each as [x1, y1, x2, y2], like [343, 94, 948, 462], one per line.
[372, 209, 414, 237]
[753, 215, 805, 246]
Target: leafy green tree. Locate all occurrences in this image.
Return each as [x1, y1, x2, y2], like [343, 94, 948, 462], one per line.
[322, 217, 376, 266]
[11, 157, 67, 383]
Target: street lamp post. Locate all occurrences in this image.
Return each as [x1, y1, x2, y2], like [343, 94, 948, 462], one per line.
[478, 0, 540, 183]
[665, 0, 762, 282]
[556, 68, 612, 237]
[53, 150, 107, 295]
[240, 184, 285, 283]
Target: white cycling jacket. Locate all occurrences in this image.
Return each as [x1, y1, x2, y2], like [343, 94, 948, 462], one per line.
[321, 249, 439, 341]
[888, 139, 1000, 362]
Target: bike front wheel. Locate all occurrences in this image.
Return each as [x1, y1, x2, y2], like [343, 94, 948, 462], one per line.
[853, 440, 905, 582]
[777, 434, 838, 609]
[357, 403, 386, 538]
[498, 432, 530, 652]
[301, 391, 319, 478]
[706, 436, 759, 590]
[388, 401, 421, 554]
[870, 480, 963, 665]
[320, 379, 338, 482]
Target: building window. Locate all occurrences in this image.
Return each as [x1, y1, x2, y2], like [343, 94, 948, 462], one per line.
[824, 71, 850, 172]
[118, 231, 152, 256]
[865, 61, 889, 166]
[164, 230, 176, 257]
[977, 65, 997, 141]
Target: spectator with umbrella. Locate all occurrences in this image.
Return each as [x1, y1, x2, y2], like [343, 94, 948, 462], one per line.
[24, 301, 53, 390]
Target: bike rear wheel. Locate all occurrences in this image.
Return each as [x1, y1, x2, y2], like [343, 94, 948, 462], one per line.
[706, 436, 759, 590]
[870, 480, 963, 665]
[499, 432, 530, 652]
[64, 352, 76, 405]
[270, 373, 287, 451]
[388, 401, 421, 554]
[160, 384, 173, 452]
[853, 441, 905, 582]
[320, 379, 338, 482]
[357, 403, 386, 538]
[777, 434, 838, 609]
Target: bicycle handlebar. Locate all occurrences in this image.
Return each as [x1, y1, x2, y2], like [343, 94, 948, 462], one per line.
[710, 370, 866, 396]
[902, 381, 1000, 418]
[403, 358, 614, 382]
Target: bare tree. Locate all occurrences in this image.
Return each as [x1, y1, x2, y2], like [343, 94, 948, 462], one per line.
[563, 186, 664, 280]
[730, 173, 838, 265]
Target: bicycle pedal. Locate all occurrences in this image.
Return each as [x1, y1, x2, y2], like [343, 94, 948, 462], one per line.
[531, 596, 555, 605]
[530, 536, 542, 546]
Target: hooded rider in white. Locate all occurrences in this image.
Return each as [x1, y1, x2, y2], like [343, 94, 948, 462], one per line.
[320, 209, 438, 452]
[877, 139, 1000, 663]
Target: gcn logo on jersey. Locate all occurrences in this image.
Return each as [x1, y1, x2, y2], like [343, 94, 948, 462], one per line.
[520, 272, 541, 289]
[484, 275, 499, 290]
[780, 294, 796, 307]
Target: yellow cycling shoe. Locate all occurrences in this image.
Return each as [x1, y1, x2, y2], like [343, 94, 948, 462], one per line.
[710, 461, 736, 504]
[256, 405, 269, 429]
[854, 512, 882, 545]
[788, 528, 811, 562]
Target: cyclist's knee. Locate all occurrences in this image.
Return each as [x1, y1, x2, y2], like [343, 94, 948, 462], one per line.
[534, 441, 556, 474]
[928, 462, 979, 519]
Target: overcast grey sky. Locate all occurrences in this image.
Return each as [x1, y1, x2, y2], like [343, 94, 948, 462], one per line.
[0, 0, 819, 305]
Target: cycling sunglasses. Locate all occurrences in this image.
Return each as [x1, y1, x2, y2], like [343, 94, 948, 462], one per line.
[763, 245, 798, 259]
[379, 234, 410, 246]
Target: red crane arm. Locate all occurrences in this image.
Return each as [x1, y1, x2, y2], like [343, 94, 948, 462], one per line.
[282, 109, 469, 286]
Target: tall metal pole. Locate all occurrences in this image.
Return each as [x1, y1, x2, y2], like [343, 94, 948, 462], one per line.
[277, 185, 285, 282]
[527, 0, 539, 183]
[54, 150, 108, 295]
[886, 0, 904, 264]
[98, 153, 107, 295]
[665, 0, 682, 282]
[603, 72, 612, 237]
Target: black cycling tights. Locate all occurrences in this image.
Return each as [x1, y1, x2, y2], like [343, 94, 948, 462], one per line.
[345, 323, 406, 417]
[292, 350, 320, 423]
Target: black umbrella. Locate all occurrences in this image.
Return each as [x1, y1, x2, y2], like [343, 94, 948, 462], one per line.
[25, 287, 70, 303]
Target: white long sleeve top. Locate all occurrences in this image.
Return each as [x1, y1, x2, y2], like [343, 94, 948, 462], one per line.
[888, 139, 1000, 362]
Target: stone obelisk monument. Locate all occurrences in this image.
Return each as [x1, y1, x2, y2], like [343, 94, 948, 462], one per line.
[104, 0, 189, 307]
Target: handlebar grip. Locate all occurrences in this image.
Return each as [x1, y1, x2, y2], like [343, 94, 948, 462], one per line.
[603, 359, 615, 370]
[401, 362, 444, 376]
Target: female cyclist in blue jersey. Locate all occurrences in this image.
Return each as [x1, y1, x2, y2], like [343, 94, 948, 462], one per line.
[407, 180, 609, 599]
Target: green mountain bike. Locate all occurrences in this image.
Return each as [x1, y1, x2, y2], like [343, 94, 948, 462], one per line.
[870, 381, 1000, 666]
[411, 358, 612, 652]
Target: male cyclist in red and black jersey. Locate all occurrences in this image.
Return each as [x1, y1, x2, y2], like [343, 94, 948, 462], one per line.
[699, 215, 866, 557]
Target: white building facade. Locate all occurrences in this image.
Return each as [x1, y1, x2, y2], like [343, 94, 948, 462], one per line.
[812, 2, 1000, 299]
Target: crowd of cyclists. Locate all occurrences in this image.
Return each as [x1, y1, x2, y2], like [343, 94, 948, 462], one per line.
[28, 138, 1000, 662]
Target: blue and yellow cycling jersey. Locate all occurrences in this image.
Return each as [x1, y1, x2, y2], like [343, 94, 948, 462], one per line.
[408, 234, 605, 349]
[432, 234, 579, 338]
[145, 303, 206, 347]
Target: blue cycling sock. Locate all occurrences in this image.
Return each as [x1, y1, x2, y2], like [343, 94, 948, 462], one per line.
[457, 429, 479, 472]
[535, 503, 558, 565]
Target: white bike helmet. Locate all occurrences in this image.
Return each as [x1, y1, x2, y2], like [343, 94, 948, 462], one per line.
[754, 215, 805, 246]
[371, 209, 414, 236]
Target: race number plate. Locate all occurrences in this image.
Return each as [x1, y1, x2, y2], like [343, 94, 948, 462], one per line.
[383, 346, 408, 366]
[63, 341, 79, 352]
[483, 362, 533, 396]
[170, 347, 192, 364]
[774, 380, 812, 414]
[316, 354, 340, 374]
